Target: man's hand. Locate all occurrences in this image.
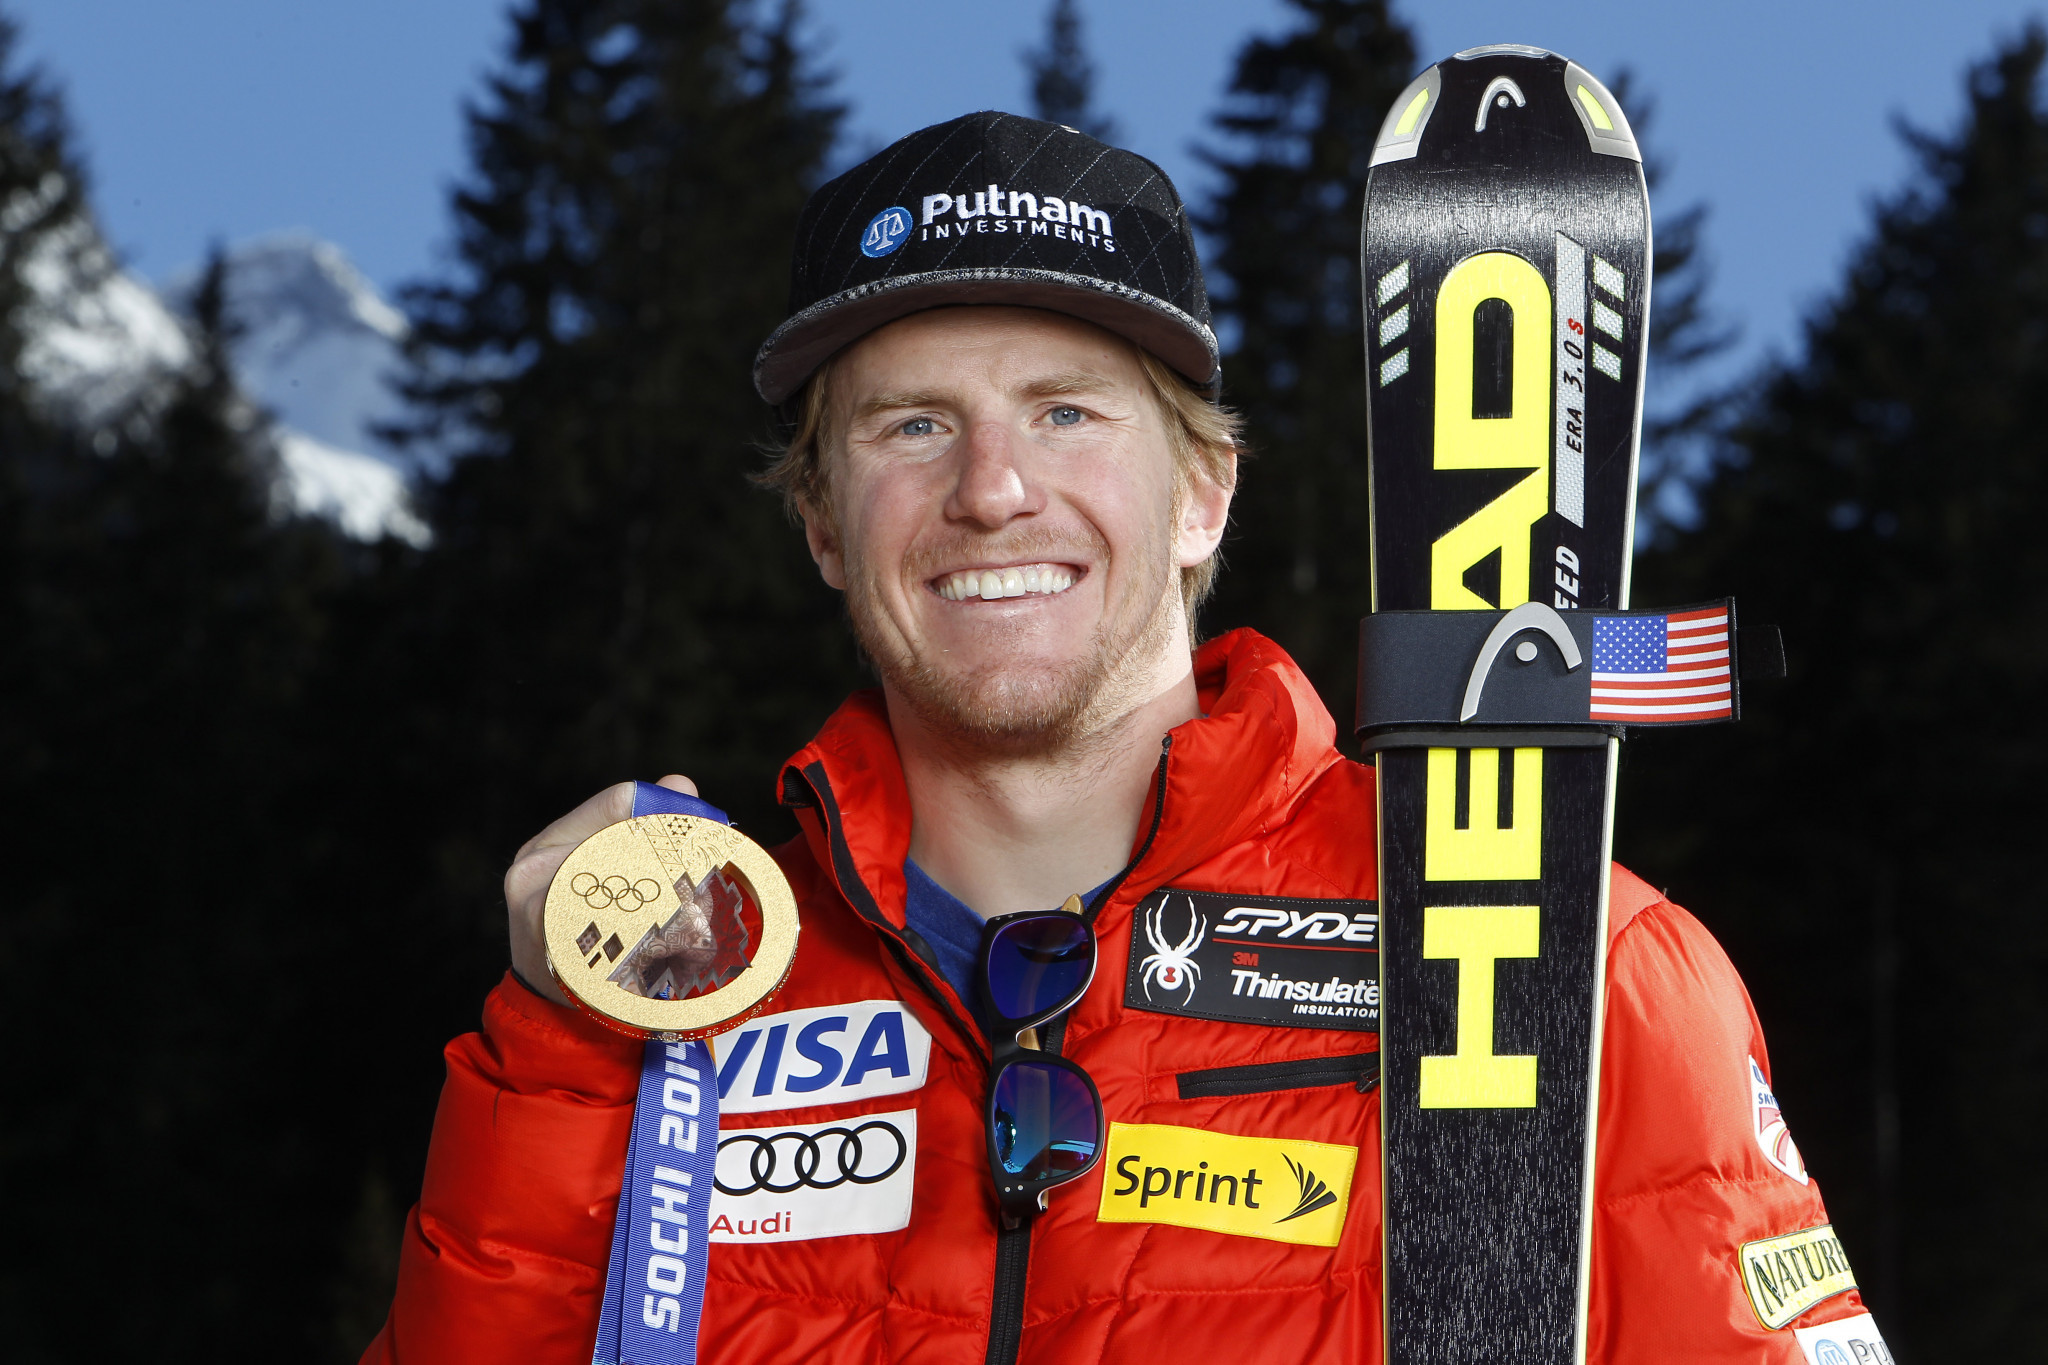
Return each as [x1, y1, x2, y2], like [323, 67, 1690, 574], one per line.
[504, 773, 701, 1008]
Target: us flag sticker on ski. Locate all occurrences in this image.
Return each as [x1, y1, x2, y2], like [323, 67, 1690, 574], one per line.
[1589, 606, 1733, 721]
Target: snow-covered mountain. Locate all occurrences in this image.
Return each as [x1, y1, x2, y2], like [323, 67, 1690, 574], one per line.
[18, 210, 191, 427]
[176, 234, 411, 457]
[20, 215, 430, 546]
[170, 232, 430, 546]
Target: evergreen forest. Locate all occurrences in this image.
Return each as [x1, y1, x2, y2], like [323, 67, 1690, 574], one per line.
[1, 0, 2041, 1358]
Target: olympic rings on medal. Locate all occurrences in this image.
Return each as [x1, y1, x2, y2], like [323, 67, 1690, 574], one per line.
[545, 813, 800, 1039]
[568, 870, 665, 913]
[713, 1121, 908, 1196]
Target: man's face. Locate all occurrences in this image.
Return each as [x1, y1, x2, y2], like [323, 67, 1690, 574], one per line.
[804, 307, 1229, 754]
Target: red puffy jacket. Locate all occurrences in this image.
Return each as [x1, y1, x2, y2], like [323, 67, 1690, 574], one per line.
[366, 630, 1871, 1363]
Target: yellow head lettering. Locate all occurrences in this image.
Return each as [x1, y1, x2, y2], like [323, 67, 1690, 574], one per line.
[1430, 251, 1552, 610]
[1425, 747, 1542, 881]
[1418, 904, 1540, 1108]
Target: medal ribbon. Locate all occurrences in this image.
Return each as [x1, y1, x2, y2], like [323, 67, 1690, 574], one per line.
[591, 781, 729, 1365]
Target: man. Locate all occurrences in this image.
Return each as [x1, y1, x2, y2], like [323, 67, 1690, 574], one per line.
[368, 112, 1871, 1363]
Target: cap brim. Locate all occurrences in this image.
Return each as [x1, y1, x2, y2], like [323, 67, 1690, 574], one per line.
[753, 268, 1220, 404]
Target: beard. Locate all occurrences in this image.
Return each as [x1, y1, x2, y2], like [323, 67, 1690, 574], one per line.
[841, 521, 1182, 759]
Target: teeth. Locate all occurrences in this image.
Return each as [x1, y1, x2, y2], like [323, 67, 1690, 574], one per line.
[936, 564, 1077, 602]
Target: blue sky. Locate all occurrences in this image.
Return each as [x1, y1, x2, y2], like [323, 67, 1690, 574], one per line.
[13, 0, 2047, 395]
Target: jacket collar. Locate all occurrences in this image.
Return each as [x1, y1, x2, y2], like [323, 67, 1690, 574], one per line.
[777, 628, 1342, 933]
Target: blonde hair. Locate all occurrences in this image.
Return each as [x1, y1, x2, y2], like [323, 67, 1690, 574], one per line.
[756, 340, 1242, 634]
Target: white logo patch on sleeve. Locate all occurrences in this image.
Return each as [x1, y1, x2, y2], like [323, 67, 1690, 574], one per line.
[1794, 1312, 1893, 1364]
[708, 1108, 916, 1243]
[714, 1000, 931, 1114]
[1750, 1055, 1809, 1184]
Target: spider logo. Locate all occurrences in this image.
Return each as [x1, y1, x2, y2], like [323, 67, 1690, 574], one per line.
[1139, 897, 1207, 1005]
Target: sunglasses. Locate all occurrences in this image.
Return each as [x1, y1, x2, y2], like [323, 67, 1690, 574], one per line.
[978, 908, 1106, 1222]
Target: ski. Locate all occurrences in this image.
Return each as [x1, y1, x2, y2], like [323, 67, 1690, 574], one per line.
[1358, 46, 1651, 1364]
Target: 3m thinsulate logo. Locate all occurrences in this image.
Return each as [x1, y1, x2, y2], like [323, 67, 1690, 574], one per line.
[1096, 1121, 1357, 1247]
[1125, 890, 1378, 1032]
[1739, 1223, 1859, 1329]
[713, 1000, 931, 1114]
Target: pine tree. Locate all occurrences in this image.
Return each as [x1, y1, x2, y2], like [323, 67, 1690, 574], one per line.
[1024, 0, 1116, 141]
[387, 0, 854, 845]
[299, 17, 857, 1341]
[1193, 0, 1416, 705]
[1604, 71, 1738, 530]
[0, 10, 87, 393]
[247, 6, 863, 1351]
[1622, 29, 2048, 1354]
[0, 247, 351, 1351]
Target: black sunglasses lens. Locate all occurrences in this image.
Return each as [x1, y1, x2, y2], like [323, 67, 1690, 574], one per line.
[990, 1059, 1100, 1181]
[984, 914, 1092, 1022]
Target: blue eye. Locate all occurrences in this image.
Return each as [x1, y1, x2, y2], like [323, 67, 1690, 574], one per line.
[900, 417, 937, 437]
[1049, 406, 1083, 427]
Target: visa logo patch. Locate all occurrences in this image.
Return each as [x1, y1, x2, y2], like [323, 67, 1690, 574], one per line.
[714, 1000, 931, 1114]
[1096, 1121, 1357, 1247]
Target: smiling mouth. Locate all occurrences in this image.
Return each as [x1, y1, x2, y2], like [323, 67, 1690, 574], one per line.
[933, 563, 1080, 601]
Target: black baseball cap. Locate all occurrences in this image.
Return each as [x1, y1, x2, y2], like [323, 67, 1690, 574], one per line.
[753, 111, 1219, 404]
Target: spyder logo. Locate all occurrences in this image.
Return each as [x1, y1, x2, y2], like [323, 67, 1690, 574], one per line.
[1140, 897, 1206, 1005]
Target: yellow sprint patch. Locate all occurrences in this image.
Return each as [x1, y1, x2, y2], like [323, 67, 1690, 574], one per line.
[1739, 1223, 1859, 1329]
[1096, 1122, 1357, 1247]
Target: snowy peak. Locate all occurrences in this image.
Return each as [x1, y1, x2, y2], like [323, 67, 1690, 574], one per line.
[19, 214, 192, 426]
[15, 204, 431, 547]
[211, 232, 406, 343]
[202, 234, 428, 545]
[172, 232, 417, 470]
[275, 428, 429, 546]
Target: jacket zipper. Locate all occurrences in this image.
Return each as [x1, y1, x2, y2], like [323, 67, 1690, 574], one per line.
[1175, 1051, 1381, 1100]
[785, 761, 986, 1052]
[989, 737, 1175, 1365]
[786, 738, 1176, 1365]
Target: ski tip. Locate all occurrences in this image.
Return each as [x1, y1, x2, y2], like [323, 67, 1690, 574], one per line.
[1370, 50, 1640, 169]
[1451, 42, 1556, 61]
[1560, 61, 1640, 162]
[1370, 66, 1442, 169]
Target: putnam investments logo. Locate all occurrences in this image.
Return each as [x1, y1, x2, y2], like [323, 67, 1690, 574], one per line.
[913, 184, 1118, 251]
[1095, 1122, 1357, 1247]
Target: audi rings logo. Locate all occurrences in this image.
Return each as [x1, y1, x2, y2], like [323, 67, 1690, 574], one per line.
[569, 870, 663, 912]
[715, 1121, 907, 1195]
[709, 1107, 917, 1241]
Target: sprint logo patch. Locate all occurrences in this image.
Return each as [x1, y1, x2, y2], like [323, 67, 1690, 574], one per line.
[1740, 1223, 1859, 1329]
[1096, 1121, 1357, 1247]
[1124, 890, 1378, 1032]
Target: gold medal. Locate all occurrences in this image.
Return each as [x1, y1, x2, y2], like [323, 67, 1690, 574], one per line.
[543, 813, 799, 1039]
